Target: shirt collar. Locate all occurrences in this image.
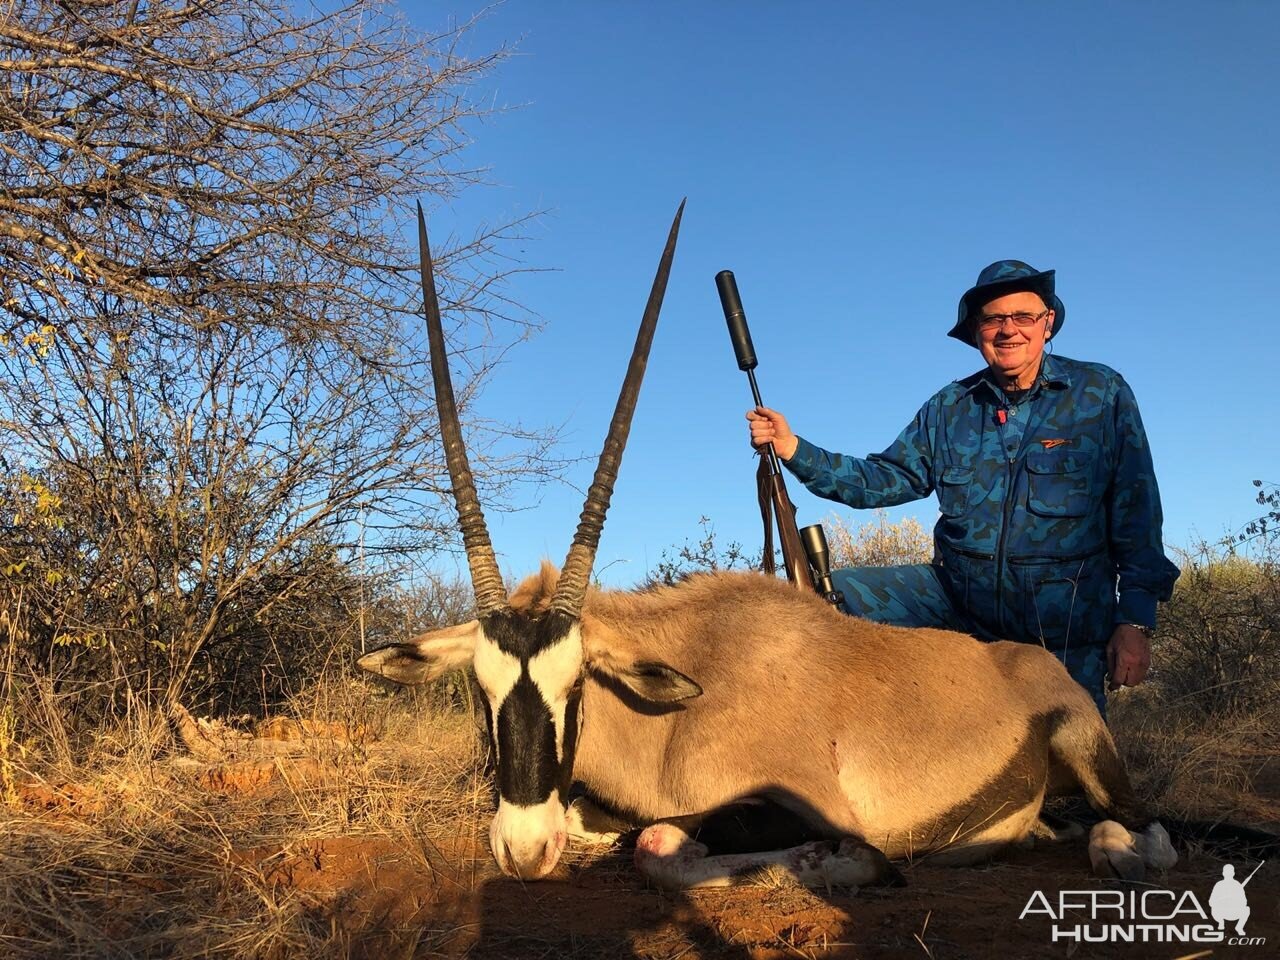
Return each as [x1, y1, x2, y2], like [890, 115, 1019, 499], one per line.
[958, 352, 1071, 400]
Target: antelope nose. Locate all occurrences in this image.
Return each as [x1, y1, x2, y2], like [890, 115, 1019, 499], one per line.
[490, 797, 569, 878]
[493, 834, 565, 879]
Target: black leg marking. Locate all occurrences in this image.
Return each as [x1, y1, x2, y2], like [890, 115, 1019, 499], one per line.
[656, 799, 834, 856]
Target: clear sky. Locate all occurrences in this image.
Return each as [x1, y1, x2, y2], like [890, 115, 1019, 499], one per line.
[400, 0, 1279, 589]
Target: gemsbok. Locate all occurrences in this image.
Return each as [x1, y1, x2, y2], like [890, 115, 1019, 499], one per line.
[360, 201, 1177, 889]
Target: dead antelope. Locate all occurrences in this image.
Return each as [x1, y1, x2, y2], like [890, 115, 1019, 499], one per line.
[360, 202, 1176, 889]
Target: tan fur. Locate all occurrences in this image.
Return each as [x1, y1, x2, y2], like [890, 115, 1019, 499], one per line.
[507, 562, 1138, 864]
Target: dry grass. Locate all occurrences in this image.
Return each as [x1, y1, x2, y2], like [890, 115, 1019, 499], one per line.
[0, 679, 495, 959]
[823, 511, 933, 570]
[1110, 683, 1277, 827]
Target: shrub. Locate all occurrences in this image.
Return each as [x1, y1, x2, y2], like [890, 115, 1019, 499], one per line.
[1152, 543, 1280, 724]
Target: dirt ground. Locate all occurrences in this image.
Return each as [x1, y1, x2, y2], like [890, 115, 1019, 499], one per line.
[4, 708, 1276, 960]
[227, 811, 1278, 960]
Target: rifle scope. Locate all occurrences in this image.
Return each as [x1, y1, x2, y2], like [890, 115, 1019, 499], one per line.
[800, 523, 845, 608]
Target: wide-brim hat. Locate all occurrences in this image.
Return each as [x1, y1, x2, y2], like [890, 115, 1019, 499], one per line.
[948, 259, 1065, 343]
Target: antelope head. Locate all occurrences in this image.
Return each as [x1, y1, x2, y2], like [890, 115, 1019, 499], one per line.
[360, 201, 690, 879]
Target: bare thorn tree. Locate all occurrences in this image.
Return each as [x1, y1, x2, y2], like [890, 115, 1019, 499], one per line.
[0, 0, 561, 719]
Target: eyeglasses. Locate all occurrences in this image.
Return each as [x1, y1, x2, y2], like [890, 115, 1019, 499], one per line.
[976, 310, 1049, 332]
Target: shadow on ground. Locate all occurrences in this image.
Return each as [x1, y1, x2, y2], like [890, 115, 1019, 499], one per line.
[276, 825, 1277, 960]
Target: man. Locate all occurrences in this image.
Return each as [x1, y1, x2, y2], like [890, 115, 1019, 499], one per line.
[747, 260, 1179, 713]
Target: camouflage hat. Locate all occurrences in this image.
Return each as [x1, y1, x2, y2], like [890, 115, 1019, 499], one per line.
[948, 259, 1066, 344]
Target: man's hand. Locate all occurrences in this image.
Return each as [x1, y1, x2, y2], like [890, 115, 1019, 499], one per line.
[1107, 624, 1151, 690]
[746, 406, 799, 461]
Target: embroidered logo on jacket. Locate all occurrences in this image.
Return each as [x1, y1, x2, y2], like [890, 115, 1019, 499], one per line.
[1039, 438, 1071, 450]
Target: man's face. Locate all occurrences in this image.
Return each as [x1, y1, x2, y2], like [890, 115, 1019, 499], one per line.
[973, 290, 1055, 385]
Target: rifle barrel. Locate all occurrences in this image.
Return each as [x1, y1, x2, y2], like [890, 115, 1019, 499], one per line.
[1241, 860, 1265, 886]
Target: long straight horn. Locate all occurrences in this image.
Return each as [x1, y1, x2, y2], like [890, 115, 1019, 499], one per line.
[550, 200, 686, 617]
[417, 202, 508, 616]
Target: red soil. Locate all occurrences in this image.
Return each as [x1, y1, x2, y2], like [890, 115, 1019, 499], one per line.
[231, 820, 1279, 959]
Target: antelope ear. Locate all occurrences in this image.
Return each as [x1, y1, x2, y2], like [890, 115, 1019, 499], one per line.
[604, 660, 703, 703]
[580, 614, 701, 702]
[358, 620, 480, 685]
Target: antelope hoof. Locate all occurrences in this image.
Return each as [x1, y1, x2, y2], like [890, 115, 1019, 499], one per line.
[1138, 822, 1178, 871]
[1090, 821, 1144, 881]
[1089, 821, 1177, 881]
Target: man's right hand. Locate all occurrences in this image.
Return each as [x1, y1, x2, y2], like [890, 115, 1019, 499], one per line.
[746, 406, 799, 461]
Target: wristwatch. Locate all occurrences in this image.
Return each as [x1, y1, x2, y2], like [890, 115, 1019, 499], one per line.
[1121, 622, 1155, 638]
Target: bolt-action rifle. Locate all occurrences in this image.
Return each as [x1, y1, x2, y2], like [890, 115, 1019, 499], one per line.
[715, 270, 844, 607]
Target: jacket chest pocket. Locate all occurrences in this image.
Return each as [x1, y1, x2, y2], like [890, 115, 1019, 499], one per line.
[1025, 450, 1097, 518]
[937, 465, 978, 517]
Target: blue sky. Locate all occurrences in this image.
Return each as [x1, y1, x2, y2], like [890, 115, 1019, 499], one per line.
[401, 0, 1279, 588]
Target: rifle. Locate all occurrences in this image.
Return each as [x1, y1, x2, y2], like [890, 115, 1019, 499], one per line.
[715, 270, 844, 606]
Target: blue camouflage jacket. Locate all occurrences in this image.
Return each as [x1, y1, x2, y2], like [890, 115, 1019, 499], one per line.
[784, 354, 1180, 651]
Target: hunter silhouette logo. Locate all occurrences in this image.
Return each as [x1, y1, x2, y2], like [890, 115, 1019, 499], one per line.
[1018, 861, 1267, 946]
[1210, 861, 1263, 936]
[1038, 438, 1071, 450]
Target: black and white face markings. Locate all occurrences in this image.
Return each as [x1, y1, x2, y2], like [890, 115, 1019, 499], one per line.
[474, 608, 586, 878]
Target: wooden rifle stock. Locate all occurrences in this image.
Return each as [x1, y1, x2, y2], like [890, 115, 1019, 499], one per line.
[757, 456, 816, 591]
[717, 269, 816, 593]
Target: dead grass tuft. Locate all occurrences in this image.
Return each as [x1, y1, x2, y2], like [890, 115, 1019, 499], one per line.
[0, 680, 495, 958]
